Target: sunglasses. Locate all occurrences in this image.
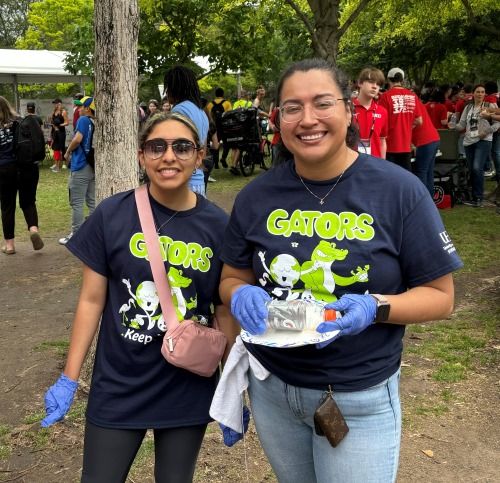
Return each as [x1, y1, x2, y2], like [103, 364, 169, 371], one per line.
[141, 138, 200, 160]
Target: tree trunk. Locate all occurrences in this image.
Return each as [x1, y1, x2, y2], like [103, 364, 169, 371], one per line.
[309, 0, 340, 64]
[81, 0, 140, 384]
[93, 0, 140, 203]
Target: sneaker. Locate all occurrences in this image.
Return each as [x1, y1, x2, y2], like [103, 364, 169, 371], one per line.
[208, 176, 217, 182]
[229, 166, 240, 176]
[484, 170, 494, 177]
[221, 160, 228, 168]
[62, 164, 68, 170]
[463, 199, 483, 208]
[51, 167, 60, 173]
[30, 232, 44, 250]
[59, 233, 73, 245]
[50, 164, 56, 170]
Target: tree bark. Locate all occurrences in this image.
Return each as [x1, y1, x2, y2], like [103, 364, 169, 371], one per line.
[93, 0, 140, 203]
[81, 0, 140, 384]
[286, 0, 373, 64]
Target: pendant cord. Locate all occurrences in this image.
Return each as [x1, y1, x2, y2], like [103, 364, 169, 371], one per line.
[297, 170, 345, 205]
[154, 210, 179, 234]
[295, 149, 351, 205]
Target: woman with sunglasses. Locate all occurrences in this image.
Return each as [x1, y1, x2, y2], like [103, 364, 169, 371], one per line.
[219, 58, 463, 482]
[42, 111, 239, 482]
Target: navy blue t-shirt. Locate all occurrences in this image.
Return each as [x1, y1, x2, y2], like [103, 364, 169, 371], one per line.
[222, 154, 463, 391]
[67, 189, 229, 429]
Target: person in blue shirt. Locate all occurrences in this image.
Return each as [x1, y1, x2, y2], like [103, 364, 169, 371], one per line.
[219, 58, 463, 483]
[42, 111, 239, 482]
[163, 66, 209, 197]
[60, 96, 95, 245]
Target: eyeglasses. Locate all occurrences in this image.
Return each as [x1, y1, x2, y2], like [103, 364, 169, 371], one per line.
[141, 138, 200, 160]
[278, 98, 348, 123]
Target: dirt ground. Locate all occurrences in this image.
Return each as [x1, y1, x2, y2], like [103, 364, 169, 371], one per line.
[0, 190, 499, 483]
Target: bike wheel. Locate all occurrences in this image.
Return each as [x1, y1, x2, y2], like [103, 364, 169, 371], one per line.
[239, 149, 255, 176]
[260, 139, 272, 170]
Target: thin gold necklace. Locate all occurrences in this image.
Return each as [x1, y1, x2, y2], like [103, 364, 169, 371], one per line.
[155, 211, 179, 234]
[296, 150, 351, 205]
[297, 170, 345, 205]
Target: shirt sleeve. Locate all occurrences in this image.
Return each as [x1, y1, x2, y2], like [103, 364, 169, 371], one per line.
[399, 194, 463, 287]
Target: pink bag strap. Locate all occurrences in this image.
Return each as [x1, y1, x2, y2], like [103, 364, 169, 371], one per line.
[135, 184, 178, 331]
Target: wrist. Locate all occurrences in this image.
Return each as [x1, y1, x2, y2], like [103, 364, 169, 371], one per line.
[369, 294, 390, 323]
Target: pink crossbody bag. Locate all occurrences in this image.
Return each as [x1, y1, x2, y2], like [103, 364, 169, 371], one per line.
[135, 185, 227, 377]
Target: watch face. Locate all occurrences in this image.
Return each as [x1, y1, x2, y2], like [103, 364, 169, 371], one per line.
[377, 304, 390, 322]
[371, 295, 390, 322]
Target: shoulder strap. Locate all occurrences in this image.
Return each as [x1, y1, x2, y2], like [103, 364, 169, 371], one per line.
[135, 185, 178, 330]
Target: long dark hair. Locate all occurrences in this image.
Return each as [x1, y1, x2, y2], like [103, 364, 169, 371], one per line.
[0, 96, 17, 128]
[273, 58, 359, 166]
[163, 66, 203, 109]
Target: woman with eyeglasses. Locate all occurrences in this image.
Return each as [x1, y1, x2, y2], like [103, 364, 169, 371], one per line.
[41, 111, 239, 482]
[219, 58, 463, 482]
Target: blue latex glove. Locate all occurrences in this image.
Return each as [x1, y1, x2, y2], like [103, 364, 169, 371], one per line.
[316, 294, 377, 348]
[219, 406, 251, 447]
[231, 285, 270, 335]
[41, 374, 78, 427]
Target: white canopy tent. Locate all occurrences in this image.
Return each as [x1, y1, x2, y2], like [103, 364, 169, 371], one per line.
[0, 49, 90, 110]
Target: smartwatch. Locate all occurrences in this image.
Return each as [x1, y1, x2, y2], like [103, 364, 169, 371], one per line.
[370, 294, 390, 323]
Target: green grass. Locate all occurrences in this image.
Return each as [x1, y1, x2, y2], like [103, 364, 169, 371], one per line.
[36, 339, 70, 357]
[14, 164, 83, 241]
[0, 425, 10, 459]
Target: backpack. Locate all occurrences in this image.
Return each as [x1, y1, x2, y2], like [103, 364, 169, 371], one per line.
[13, 116, 46, 165]
[211, 99, 226, 137]
[84, 120, 95, 170]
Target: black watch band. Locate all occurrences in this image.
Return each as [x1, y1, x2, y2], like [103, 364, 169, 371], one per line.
[370, 294, 390, 323]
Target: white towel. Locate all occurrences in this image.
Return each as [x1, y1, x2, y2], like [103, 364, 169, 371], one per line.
[209, 336, 269, 432]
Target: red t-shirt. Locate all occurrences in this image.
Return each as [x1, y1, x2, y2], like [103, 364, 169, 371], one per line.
[444, 100, 455, 113]
[269, 108, 281, 146]
[412, 100, 440, 147]
[378, 87, 422, 153]
[73, 106, 81, 128]
[425, 102, 448, 130]
[484, 94, 498, 105]
[352, 98, 388, 158]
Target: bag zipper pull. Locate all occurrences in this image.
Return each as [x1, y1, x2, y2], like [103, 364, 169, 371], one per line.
[167, 336, 174, 352]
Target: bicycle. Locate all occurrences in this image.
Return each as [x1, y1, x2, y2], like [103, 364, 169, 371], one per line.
[220, 107, 273, 177]
[238, 134, 273, 176]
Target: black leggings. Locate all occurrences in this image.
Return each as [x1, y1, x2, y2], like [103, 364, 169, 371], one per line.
[0, 162, 39, 239]
[81, 421, 207, 483]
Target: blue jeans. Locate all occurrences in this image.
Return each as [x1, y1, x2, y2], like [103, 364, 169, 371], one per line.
[248, 370, 401, 483]
[68, 164, 95, 233]
[464, 140, 492, 200]
[458, 133, 465, 158]
[415, 140, 440, 197]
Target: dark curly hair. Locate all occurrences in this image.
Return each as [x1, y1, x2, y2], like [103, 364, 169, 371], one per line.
[163, 66, 203, 109]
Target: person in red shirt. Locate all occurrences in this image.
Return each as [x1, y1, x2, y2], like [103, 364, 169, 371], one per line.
[425, 90, 449, 130]
[482, 81, 498, 176]
[483, 81, 499, 105]
[412, 101, 441, 197]
[269, 107, 281, 165]
[73, 93, 84, 129]
[378, 68, 422, 170]
[352, 67, 388, 159]
[439, 84, 455, 114]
